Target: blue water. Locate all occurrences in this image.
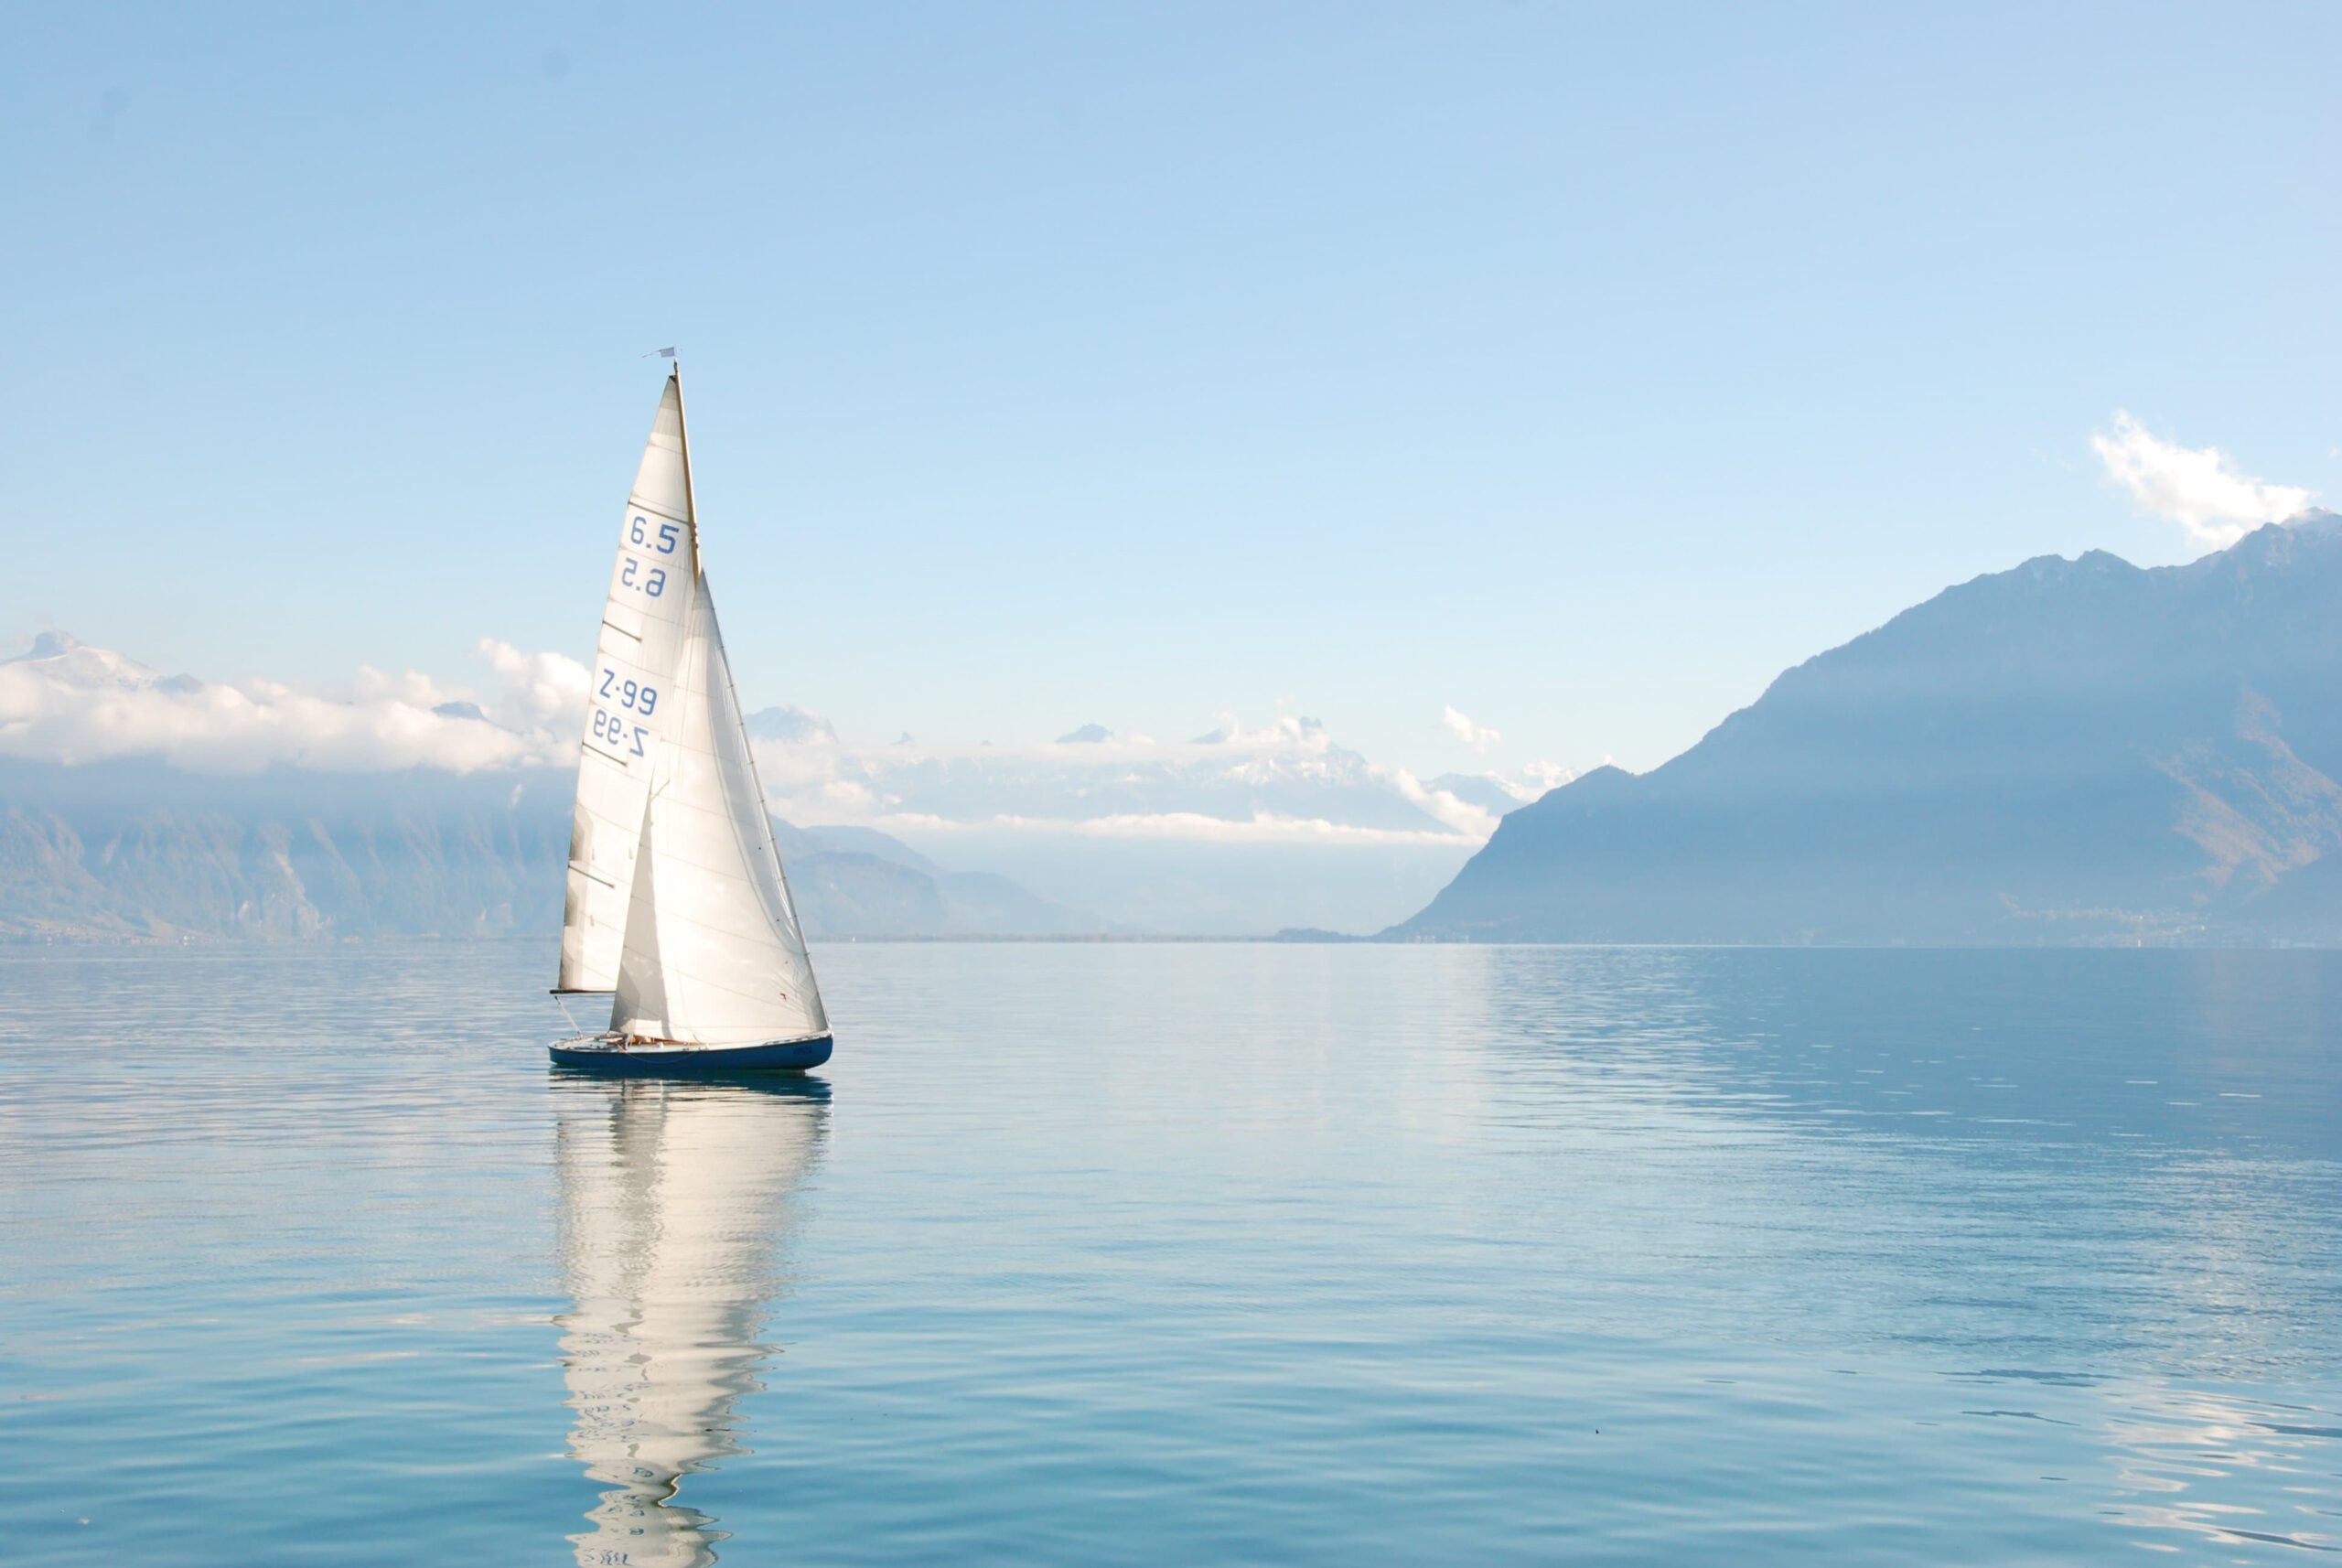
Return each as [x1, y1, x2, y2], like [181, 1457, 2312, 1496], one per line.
[3, 943, 2337, 1564]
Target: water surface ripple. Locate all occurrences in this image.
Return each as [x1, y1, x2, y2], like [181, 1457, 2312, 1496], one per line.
[2, 944, 2337, 1563]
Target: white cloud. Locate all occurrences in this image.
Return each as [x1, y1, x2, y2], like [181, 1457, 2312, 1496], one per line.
[3, 633, 1584, 852]
[1507, 760, 1574, 799]
[1440, 704, 1502, 756]
[2091, 411, 2315, 552]
[478, 639, 590, 729]
[814, 779, 881, 815]
[0, 634, 583, 774]
[747, 704, 1520, 846]
[1388, 768, 1501, 837]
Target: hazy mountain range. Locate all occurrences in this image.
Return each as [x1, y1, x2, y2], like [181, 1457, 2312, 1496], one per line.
[14, 514, 2337, 945]
[742, 712, 1551, 931]
[0, 757, 1112, 942]
[1401, 515, 2342, 945]
[0, 633, 1534, 939]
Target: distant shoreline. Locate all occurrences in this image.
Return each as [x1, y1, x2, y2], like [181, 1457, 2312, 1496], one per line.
[6, 932, 2337, 951]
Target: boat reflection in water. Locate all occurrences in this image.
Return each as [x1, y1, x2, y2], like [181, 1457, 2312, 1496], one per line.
[553, 1072, 830, 1568]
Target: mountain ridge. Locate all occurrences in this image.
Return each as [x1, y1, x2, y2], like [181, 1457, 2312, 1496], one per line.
[1397, 516, 2342, 945]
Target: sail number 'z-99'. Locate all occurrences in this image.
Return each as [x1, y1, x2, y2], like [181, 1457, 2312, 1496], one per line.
[628, 514, 680, 553]
[596, 669, 660, 716]
[590, 709, 649, 757]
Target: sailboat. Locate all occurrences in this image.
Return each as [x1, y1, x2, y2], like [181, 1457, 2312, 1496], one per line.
[549, 367, 833, 1073]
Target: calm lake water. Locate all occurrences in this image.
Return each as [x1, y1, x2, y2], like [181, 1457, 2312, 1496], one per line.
[3, 943, 2338, 1565]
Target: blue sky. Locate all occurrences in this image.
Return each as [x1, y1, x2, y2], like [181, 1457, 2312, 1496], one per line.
[5, 2, 2336, 777]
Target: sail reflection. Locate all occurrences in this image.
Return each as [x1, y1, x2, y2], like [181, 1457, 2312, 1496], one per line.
[553, 1074, 830, 1568]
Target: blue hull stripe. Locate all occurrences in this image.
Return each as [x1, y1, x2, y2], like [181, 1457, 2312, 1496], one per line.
[548, 1036, 833, 1075]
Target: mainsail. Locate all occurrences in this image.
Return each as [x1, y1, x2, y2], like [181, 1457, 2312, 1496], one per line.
[557, 374, 700, 993]
[561, 366, 830, 1047]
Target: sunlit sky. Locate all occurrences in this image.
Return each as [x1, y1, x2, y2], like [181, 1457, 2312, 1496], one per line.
[5, 2, 2337, 777]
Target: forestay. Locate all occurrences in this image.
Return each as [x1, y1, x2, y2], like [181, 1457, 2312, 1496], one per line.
[609, 572, 829, 1046]
[557, 375, 700, 993]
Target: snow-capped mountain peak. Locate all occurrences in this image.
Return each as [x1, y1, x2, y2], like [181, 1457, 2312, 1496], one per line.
[4, 630, 201, 694]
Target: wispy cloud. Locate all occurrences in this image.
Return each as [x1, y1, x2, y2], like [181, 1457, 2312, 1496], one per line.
[1440, 704, 1502, 755]
[1389, 768, 1501, 837]
[2091, 411, 2315, 552]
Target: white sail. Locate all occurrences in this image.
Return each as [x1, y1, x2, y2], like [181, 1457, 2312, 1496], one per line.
[558, 374, 701, 993]
[556, 1078, 826, 1568]
[609, 570, 829, 1046]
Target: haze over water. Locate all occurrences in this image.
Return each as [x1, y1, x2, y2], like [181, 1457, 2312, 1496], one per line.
[3, 942, 2337, 1564]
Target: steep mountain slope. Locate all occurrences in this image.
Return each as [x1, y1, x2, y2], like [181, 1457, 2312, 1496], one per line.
[1400, 517, 2342, 944]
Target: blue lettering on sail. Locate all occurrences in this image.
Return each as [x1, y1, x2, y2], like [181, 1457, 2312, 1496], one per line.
[590, 709, 656, 759]
[596, 671, 661, 714]
[618, 559, 669, 598]
[626, 516, 679, 553]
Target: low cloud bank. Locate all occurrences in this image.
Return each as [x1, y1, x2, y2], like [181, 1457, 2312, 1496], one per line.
[0, 632, 585, 774]
[2, 633, 1572, 848]
[749, 704, 1567, 848]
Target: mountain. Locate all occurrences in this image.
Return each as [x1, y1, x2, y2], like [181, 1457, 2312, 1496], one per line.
[743, 705, 840, 746]
[768, 818, 1110, 936]
[0, 760, 567, 941]
[7, 629, 204, 694]
[1423, 771, 1544, 819]
[0, 759, 1105, 942]
[1399, 515, 2342, 945]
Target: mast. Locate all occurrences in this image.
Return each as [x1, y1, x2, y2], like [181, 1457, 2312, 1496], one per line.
[671, 362, 696, 538]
